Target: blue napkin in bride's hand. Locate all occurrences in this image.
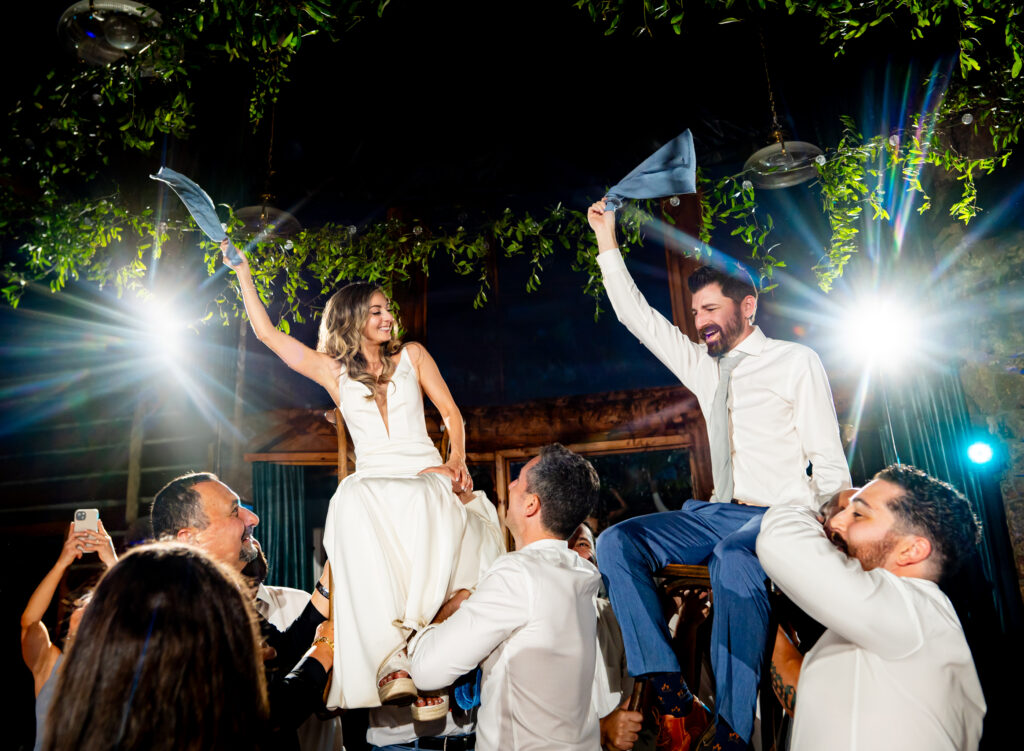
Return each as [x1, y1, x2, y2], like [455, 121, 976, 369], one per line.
[603, 129, 698, 211]
[150, 166, 243, 266]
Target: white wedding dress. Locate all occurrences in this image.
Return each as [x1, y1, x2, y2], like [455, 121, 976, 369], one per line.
[323, 350, 503, 709]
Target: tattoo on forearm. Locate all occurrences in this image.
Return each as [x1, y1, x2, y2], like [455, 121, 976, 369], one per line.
[770, 663, 797, 715]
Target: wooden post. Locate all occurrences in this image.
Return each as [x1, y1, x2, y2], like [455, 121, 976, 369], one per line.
[391, 269, 429, 344]
[487, 242, 506, 401]
[385, 207, 430, 345]
[124, 397, 146, 525]
[660, 194, 704, 340]
[494, 454, 509, 550]
[335, 408, 348, 482]
[229, 320, 248, 487]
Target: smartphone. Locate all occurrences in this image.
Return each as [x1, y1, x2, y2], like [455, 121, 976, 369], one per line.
[73, 508, 99, 533]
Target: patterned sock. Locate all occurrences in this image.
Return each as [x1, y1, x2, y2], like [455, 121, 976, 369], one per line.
[711, 717, 750, 751]
[645, 671, 695, 717]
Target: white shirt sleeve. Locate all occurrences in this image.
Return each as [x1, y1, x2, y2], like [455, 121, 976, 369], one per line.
[597, 249, 705, 391]
[757, 505, 926, 660]
[592, 597, 633, 719]
[789, 349, 852, 505]
[409, 558, 529, 690]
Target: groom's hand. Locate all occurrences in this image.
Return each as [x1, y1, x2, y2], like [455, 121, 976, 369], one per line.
[587, 200, 619, 253]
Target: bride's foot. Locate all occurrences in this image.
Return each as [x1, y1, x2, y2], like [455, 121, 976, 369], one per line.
[378, 670, 411, 688]
[411, 689, 449, 721]
[377, 648, 417, 704]
[414, 694, 445, 708]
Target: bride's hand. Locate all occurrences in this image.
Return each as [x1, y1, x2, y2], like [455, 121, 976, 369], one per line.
[220, 239, 250, 273]
[446, 457, 472, 493]
[418, 458, 473, 493]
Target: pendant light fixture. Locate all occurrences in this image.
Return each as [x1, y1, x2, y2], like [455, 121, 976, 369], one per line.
[236, 106, 302, 244]
[742, 30, 823, 189]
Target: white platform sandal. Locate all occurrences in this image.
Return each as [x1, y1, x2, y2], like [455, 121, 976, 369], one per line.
[376, 646, 417, 704]
[410, 689, 449, 721]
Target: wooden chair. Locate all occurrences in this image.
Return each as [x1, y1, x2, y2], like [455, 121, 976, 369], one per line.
[659, 564, 713, 693]
[656, 565, 792, 751]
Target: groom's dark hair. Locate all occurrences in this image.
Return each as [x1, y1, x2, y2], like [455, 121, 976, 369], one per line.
[687, 265, 756, 306]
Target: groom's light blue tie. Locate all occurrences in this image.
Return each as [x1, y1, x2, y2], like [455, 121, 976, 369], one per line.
[710, 352, 748, 502]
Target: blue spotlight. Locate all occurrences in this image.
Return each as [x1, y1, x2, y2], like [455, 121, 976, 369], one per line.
[967, 441, 994, 465]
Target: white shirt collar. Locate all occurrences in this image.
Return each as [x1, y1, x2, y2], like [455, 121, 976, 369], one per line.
[518, 537, 570, 551]
[728, 325, 767, 357]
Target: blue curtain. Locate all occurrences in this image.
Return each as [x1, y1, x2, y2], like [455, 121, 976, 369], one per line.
[879, 369, 1023, 747]
[879, 368, 1022, 633]
[252, 462, 312, 591]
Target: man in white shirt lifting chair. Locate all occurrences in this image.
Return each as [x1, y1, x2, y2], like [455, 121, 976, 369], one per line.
[408, 444, 603, 751]
[757, 464, 986, 751]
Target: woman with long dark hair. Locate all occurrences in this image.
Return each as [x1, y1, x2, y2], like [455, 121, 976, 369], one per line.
[42, 543, 269, 751]
[225, 243, 502, 714]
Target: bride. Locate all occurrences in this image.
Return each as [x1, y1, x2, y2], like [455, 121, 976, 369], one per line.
[224, 242, 502, 713]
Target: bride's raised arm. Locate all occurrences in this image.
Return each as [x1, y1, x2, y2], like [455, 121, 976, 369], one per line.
[222, 241, 339, 398]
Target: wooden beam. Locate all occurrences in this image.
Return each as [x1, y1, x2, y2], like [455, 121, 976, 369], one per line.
[458, 386, 705, 453]
[244, 452, 341, 464]
[494, 434, 693, 461]
[242, 386, 707, 458]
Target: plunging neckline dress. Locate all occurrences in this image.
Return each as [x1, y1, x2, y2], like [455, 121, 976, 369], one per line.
[323, 351, 502, 709]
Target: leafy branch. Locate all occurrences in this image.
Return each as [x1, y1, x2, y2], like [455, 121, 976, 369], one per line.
[574, 0, 1023, 291]
[4, 0, 1022, 320]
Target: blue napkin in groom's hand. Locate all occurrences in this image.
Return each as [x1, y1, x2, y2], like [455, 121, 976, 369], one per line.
[603, 129, 698, 211]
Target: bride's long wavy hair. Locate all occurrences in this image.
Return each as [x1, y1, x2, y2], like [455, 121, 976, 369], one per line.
[317, 282, 403, 397]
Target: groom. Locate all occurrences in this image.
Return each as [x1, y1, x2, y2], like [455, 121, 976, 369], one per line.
[587, 201, 851, 750]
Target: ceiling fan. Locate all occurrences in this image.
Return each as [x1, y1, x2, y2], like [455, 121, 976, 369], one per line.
[58, 0, 162, 65]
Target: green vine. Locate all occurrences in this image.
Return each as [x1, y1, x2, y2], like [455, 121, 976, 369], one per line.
[702, 174, 782, 291]
[3, 0, 1022, 319]
[0, 0, 387, 306]
[574, 0, 1023, 291]
[187, 200, 661, 332]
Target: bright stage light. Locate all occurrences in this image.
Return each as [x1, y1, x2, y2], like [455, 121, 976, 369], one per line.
[967, 441, 994, 465]
[842, 296, 919, 370]
[140, 298, 185, 359]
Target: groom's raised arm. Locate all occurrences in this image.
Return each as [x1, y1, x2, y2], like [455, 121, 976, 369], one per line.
[587, 200, 705, 391]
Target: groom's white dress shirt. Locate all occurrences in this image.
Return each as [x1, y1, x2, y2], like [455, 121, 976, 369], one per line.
[598, 248, 850, 507]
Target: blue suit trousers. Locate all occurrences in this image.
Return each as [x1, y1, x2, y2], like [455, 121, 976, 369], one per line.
[595, 500, 769, 742]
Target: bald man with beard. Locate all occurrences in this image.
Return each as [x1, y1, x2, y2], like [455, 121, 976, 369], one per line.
[152, 472, 334, 751]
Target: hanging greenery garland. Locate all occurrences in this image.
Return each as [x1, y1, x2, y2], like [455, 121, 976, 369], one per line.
[2, 0, 1020, 323]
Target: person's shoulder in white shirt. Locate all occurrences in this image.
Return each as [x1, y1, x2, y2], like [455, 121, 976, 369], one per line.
[256, 583, 311, 629]
[757, 470, 986, 751]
